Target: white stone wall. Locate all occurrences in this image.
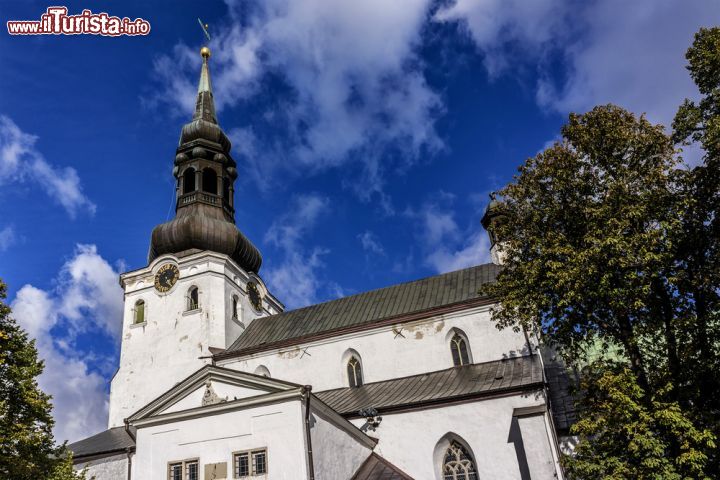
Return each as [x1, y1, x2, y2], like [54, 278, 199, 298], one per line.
[347, 393, 561, 480]
[309, 406, 370, 480]
[108, 252, 282, 428]
[133, 399, 308, 479]
[219, 305, 534, 392]
[74, 453, 127, 480]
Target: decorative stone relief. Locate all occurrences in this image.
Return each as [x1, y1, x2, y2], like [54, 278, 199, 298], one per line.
[201, 381, 227, 406]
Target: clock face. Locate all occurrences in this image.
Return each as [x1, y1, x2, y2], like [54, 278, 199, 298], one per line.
[154, 264, 179, 292]
[247, 281, 263, 311]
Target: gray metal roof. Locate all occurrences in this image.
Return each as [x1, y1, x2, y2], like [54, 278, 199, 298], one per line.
[224, 263, 501, 355]
[68, 426, 135, 459]
[352, 453, 414, 480]
[315, 355, 543, 416]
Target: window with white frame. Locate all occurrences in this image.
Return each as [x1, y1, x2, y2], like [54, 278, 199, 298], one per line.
[234, 449, 267, 477]
[187, 286, 199, 311]
[347, 356, 363, 387]
[134, 299, 145, 324]
[450, 332, 471, 366]
[168, 459, 198, 480]
[442, 441, 478, 480]
[232, 295, 239, 319]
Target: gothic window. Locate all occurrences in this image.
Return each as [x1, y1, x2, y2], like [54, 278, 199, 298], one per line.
[442, 441, 478, 480]
[234, 449, 267, 477]
[347, 356, 363, 388]
[232, 295, 239, 319]
[168, 459, 198, 480]
[450, 333, 471, 367]
[187, 286, 199, 311]
[183, 167, 196, 194]
[134, 300, 145, 324]
[202, 167, 217, 194]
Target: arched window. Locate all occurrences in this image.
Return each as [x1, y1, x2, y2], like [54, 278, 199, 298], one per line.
[232, 295, 239, 319]
[450, 333, 471, 367]
[254, 365, 271, 378]
[222, 177, 230, 205]
[442, 441, 478, 480]
[134, 300, 145, 324]
[187, 286, 199, 311]
[183, 167, 196, 194]
[202, 168, 217, 194]
[347, 356, 363, 388]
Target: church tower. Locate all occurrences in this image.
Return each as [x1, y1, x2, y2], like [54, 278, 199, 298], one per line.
[107, 47, 283, 428]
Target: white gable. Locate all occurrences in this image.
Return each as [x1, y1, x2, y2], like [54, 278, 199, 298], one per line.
[127, 365, 300, 423]
[161, 380, 269, 414]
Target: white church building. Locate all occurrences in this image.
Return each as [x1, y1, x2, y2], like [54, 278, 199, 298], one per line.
[69, 47, 572, 480]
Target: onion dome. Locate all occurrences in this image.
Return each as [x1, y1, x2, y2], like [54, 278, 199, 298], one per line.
[148, 47, 262, 273]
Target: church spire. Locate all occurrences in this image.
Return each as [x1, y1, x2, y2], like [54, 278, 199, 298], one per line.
[193, 47, 217, 124]
[148, 47, 263, 273]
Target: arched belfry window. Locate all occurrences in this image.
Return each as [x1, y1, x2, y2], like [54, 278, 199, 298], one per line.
[183, 167, 196, 194]
[442, 441, 478, 480]
[187, 286, 199, 311]
[450, 331, 471, 367]
[134, 300, 145, 324]
[232, 295, 239, 319]
[202, 168, 217, 194]
[347, 356, 363, 388]
[222, 177, 230, 205]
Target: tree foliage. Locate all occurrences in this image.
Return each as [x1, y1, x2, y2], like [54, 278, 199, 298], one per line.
[0, 279, 84, 479]
[482, 46, 720, 475]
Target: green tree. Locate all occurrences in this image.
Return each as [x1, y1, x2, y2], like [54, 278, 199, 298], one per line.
[482, 104, 716, 477]
[0, 279, 84, 479]
[564, 362, 713, 479]
[672, 27, 720, 442]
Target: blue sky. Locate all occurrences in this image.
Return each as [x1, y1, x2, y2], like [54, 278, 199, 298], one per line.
[1, 0, 717, 442]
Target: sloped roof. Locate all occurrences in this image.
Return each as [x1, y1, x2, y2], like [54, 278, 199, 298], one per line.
[352, 453, 414, 480]
[68, 426, 135, 460]
[221, 263, 501, 357]
[316, 355, 543, 416]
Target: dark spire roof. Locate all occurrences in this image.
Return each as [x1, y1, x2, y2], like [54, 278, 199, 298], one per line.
[148, 47, 262, 273]
[194, 47, 217, 123]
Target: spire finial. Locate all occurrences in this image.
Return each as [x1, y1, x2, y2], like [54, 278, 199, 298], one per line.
[201, 46, 211, 59]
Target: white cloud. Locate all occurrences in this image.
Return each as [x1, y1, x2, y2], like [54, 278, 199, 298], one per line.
[407, 193, 491, 273]
[0, 115, 96, 218]
[537, 0, 719, 128]
[154, 0, 442, 199]
[263, 194, 334, 308]
[434, 0, 568, 77]
[436, 0, 719, 130]
[426, 231, 491, 273]
[358, 230, 385, 256]
[0, 225, 16, 251]
[10, 244, 123, 443]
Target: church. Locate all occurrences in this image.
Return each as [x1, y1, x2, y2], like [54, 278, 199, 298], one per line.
[69, 46, 571, 480]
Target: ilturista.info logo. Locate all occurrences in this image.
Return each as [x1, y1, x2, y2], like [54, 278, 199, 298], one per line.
[7, 6, 150, 36]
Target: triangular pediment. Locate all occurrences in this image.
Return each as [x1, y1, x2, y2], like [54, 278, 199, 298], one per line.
[128, 365, 301, 422]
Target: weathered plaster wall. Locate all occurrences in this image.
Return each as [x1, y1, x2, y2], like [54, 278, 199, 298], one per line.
[74, 453, 127, 480]
[133, 399, 307, 479]
[346, 393, 560, 480]
[309, 406, 370, 480]
[219, 305, 534, 392]
[108, 252, 281, 428]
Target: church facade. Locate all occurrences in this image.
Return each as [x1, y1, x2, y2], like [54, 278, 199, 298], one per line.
[69, 47, 569, 480]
